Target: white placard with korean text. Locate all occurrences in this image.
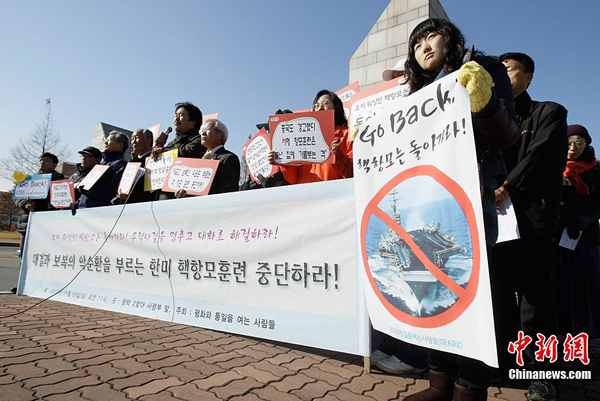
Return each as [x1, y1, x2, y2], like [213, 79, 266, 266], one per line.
[50, 179, 75, 209]
[269, 110, 335, 165]
[78, 165, 110, 190]
[352, 72, 497, 367]
[118, 162, 144, 195]
[163, 158, 218, 196]
[19, 179, 369, 356]
[243, 129, 277, 183]
[144, 149, 178, 191]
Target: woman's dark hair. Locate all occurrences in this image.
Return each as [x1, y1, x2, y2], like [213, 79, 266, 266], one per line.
[405, 18, 465, 94]
[579, 145, 596, 163]
[313, 90, 347, 127]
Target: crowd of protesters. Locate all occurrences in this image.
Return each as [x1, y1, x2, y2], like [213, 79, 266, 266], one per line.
[14, 17, 598, 401]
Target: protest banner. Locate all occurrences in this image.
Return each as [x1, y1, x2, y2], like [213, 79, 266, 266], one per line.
[242, 128, 277, 183]
[19, 179, 369, 356]
[13, 174, 51, 200]
[352, 71, 498, 367]
[144, 149, 178, 191]
[269, 109, 335, 165]
[49, 179, 75, 209]
[118, 162, 143, 195]
[77, 165, 110, 190]
[162, 158, 219, 196]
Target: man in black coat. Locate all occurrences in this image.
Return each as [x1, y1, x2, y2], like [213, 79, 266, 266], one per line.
[200, 119, 240, 195]
[493, 52, 568, 401]
[114, 128, 158, 204]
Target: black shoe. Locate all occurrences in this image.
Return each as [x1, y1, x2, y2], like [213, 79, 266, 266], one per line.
[526, 380, 556, 401]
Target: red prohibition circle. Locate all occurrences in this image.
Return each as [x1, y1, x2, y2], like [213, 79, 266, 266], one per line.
[361, 165, 480, 328]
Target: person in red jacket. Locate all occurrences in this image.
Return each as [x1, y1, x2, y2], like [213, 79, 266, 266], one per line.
[268, 90, 353, 184]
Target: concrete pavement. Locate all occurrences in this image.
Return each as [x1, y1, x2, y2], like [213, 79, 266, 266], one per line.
[1, 295, 598, 400]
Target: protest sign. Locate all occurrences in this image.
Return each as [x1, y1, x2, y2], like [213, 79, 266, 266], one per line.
[144, 149, 178, 191]
[19, 179, 369, 356]
[147, 124, 161, 139]
[49, 179, 75, 209]
[243, 128, 277, 183]
[352, 72, 497, 367]
[13, 174, 51, 200]
[162, 158, 219, 196]
[336, 81, 360, 120]
[202, 113, 219, 122]
[118, 162, 144, 195]
[269, 109, 335, 165]
[77, 165, 110, 190]
[336, 81, 360, 103]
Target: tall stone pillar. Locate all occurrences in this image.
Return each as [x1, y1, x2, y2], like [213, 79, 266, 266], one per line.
[349, 0, 448, 89]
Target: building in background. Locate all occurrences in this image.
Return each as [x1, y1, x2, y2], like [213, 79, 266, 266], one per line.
[349, 0, 447, 89]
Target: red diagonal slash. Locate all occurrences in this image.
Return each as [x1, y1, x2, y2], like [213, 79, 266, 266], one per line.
[374, 206, 465, 298]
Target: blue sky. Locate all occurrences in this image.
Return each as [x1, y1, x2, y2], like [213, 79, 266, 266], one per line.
[1, 0, 597, 191]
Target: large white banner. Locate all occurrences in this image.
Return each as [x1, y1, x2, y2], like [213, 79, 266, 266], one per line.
[351, 72, 497, 367]
[19, 179, 369, 356]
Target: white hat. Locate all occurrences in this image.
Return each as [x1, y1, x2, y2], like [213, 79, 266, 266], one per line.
[382, 58, 407, 81]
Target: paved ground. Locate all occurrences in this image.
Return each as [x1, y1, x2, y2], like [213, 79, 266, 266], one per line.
[1, 295, 598, 400]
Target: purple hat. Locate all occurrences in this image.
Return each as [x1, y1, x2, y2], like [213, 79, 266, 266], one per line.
[567, 124, 592, 145]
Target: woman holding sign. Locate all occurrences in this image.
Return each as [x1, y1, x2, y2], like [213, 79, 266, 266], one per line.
[378, 18, 519, 401]
[267, 90, 353, 184]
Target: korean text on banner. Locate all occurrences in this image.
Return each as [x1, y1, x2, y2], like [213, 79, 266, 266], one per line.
[269, 110, 335, 165]
[352, 71, 497, 367]
[144, 149, 178, 191]
[13, 174, 52, 200]
[19, 179, 369, 356]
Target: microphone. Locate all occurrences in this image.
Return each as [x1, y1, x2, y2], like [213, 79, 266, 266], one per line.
[154, 127, 173, 148]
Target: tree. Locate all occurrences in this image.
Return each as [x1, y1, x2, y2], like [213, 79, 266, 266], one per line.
[0, 191, 22, 229]
[0, 99, 70, 180]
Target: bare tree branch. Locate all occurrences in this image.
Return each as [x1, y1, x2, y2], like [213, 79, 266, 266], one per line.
[0, 99, 71, 180]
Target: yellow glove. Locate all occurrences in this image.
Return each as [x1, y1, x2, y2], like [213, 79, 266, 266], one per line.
[350, 126, 359, 141]
[458, 61, 494, 113]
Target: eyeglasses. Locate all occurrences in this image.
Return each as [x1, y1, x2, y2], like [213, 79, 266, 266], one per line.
[568, 141, 586, 149]
[312, 100, 332, 110]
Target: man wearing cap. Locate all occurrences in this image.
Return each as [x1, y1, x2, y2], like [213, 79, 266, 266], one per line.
[492, 52, 567, 401]
[78, 131, 129, 209]
[71, 146, 102, 201]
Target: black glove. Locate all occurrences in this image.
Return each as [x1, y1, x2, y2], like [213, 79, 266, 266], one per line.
[566, 224, 581, 240]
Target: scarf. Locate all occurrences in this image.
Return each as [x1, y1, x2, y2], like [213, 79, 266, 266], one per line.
[563, 159, 597, 195]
